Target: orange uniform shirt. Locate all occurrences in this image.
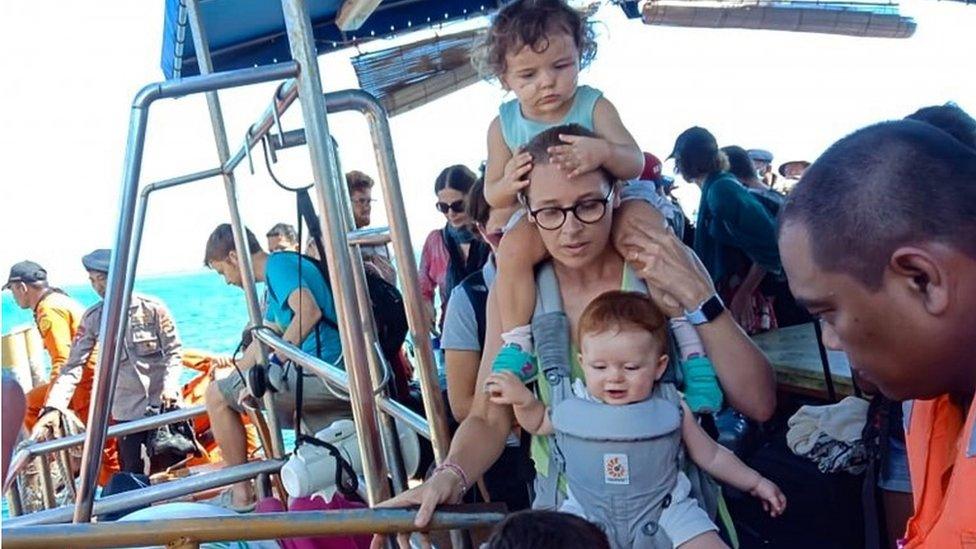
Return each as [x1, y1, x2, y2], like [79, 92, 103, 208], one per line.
[902, 394, 976, 547]
[33, 290, 85, 378]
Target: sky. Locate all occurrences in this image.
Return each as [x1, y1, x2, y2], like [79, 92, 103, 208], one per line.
[0, 0, 974, 287]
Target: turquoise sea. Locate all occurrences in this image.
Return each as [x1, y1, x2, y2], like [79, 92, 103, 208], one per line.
[2, 270, 253, 360]
[1, 271, 260, 520]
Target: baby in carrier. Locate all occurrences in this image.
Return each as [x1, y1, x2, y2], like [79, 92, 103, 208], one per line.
[486, 290, 785, 548]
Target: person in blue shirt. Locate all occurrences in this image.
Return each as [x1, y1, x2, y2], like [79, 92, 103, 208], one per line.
[203, 223, 350, 512]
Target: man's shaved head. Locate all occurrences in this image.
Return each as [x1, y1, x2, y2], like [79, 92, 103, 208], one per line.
[780, 120, 976, 289]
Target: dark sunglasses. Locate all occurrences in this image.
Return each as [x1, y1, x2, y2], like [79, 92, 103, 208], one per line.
[436, 200, 465, 214]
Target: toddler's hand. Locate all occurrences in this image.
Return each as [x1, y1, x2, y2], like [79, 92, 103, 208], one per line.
[502, 151, 533, 199]
[750, 477, 786, 517]
[548, 134, 610, 178]
[484, 371, 534, 407]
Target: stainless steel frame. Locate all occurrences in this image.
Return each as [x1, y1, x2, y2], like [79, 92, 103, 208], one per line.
[281, 0, 390, 507]
[185, 0, 286, 464]
[57, 0, 457, 533]
[71, 59, 299, 523]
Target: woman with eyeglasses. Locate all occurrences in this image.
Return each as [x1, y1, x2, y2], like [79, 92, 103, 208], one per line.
[419, 165, 491, 336]
[375, 126, 776, 547]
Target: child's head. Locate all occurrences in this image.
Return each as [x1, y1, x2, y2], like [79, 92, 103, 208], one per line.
[577, 291, 669, 404]
[473, 0, 596, 111]
[484, 509, 610, 549]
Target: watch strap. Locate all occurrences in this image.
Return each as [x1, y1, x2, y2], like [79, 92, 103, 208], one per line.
[685, 294, 725, 325]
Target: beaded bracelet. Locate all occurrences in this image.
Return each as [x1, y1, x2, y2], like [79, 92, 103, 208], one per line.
[434, 461, 469, 499]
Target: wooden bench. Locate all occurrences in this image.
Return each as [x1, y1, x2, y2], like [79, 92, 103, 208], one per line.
[751, 323, 855, 400]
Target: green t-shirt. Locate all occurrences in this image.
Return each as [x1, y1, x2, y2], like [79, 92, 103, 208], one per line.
[530, 265, 644, 479]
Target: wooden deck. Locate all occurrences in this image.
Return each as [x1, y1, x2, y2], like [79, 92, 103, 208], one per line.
[751, 323, 854, 399]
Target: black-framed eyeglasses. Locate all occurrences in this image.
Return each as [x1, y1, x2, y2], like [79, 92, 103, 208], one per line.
[436, 200, 465, 214]
[528, 187, 614, 230]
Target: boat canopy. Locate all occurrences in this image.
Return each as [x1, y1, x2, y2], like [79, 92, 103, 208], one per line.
[160, 0, 497, 79]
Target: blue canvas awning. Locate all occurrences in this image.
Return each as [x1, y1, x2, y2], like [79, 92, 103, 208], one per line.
[160, 0, 499, 80]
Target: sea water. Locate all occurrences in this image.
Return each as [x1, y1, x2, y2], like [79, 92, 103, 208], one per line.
[0, 270, 283, 519]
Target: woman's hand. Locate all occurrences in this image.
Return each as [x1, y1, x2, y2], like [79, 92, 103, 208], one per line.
[622, 223, 716, 312]
[369, 468, 465, 548]
[484, 371, 534, 406]
[501, 151, 533, 200]
[548, 134, 610, 179]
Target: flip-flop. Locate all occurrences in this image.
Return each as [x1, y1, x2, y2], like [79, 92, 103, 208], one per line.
[209, 487, 256, 513]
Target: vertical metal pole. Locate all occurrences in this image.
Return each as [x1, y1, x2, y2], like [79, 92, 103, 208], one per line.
[185, 0, 286, 459]
[330, 146, 408, 494]
[6, 477, 25, 517]
[361, 100, 452, 463]
[36, 457, 56, 510]
[280, 0, 391, 506]
[72, 100, 150, 523]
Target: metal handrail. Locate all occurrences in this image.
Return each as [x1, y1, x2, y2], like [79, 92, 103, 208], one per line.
[3, 459, 284, 527]
[3, 405, 207, 494]
[27, 406, 205, 459]
[347, 226, 392, 247]
[1, 506, 506, 549]
[252, 328, 434, 442]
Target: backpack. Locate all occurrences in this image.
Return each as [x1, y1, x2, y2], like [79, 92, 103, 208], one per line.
[267, 251, 410, 400]
[458, 270, 488, 349]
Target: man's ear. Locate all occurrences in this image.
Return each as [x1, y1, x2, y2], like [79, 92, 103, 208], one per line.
[654, 354, 669, 381]
[227, 250, 239, 266]
[888, 245, 949, 315]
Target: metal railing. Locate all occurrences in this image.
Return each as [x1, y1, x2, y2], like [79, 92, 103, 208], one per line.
[4, 459, 284, 527]
[1, 506, 505, 549]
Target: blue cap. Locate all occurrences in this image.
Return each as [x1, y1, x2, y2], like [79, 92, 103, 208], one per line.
[747, 149, 774, 163]
[82, 249, 111, 273]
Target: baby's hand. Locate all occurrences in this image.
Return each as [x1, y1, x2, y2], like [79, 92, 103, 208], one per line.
[750, 477, 787, 517]
[484, 371, 534, 407]
[501, 151, 533, 199]
[548, 134, 610, 178]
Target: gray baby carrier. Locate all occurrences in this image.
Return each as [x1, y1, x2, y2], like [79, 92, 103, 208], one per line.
[551, 390, 683, 548]
[530, 263, 721, 548]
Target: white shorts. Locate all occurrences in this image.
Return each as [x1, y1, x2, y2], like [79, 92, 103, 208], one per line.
[560, 471, 718, 547]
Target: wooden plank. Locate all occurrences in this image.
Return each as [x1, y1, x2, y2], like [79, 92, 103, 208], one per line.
[751, 323, 854, 399]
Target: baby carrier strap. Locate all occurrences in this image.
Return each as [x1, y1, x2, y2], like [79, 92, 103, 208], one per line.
[533, 263, 572, 405]
[551, 395, 681, 441]
[530, 263, 572, 509]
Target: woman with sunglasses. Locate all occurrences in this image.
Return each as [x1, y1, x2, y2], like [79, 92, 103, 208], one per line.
[419, 165, 491, 337]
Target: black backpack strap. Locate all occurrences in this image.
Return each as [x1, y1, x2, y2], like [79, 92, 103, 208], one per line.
[459, 270, 488, 349]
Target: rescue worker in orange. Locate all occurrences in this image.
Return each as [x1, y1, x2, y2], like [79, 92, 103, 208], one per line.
[779, 120, 976, 547]
[3, 261, 97, 430]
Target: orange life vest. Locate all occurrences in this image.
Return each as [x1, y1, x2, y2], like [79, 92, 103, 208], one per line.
[902, 393, 976, 547]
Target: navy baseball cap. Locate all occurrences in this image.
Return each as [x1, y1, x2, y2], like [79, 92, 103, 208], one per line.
[669, 127, 719, 160]
[3, 261, 47, 289]
[747, 149, 774, 163]
[82, 249, 112, 274]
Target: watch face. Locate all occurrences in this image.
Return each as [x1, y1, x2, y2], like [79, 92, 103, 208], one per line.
[701, 295, 725, 321]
